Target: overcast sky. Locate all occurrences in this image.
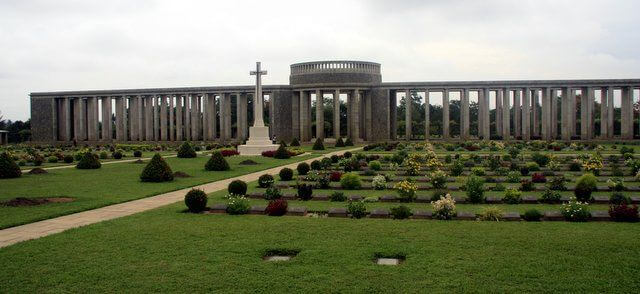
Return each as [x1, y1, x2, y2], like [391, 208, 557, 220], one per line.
[1, 0, 639, 120]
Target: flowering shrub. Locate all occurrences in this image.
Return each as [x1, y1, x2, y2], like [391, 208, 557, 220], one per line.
[531, 173, 546, 183]
[606, 178, 625, 191]
[329, 171, 342, 182]
[471, 167, 485, 176]
[403, 154, 423, 176]
[582, 155, 603, 175]
[432, 194, 456, 220]
[429, 170, 448, 189]
[371, 175, 387, 190]
[608, 204, 639, 222]
[219, 149, 239, 157]
[225, 194, 250, 215]
[340, 172, 362, 190]
[263, 186, 282, 200]
[519, 179, 534, 192]
[347, 200, 367, 219]
[266, 199, 288, 216]
[561, 197, 590, 222]
[506, 171, 521, 183]
[541, 189, 561, 203]
[394, 179, 418, 202]
[258, 174, 275, 188]
[548, 176, 567, 191]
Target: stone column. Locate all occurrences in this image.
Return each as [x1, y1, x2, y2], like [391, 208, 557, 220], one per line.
[315, 89, 324, 139]
[569, 89, 576, 137]
[87, 97, 99, 141]
[541, 88, 550, 140]
[607, 87, 614, 138]
[160, 95, 168, 141]
[175, 95, 183, 141]
[561, 87, 571, 141]
[114, 97, 123, 141]
[551, 89, 558, 139]
[100, 97, 111, 141]
[153, 96, 159, 141]
[137, 96, 144, 141]
[502, 88, 510, 140]
[334, 89, 340, 139]
[424, 90, 430, 140]
[144, 96, 154, 141]
[481, 89, 490, 139]
[405, 89, 412, 140]
[240, 93, 248, 140]
[390, 90, 397, 140]
[299, 91, 309, 141]
[129, 97, 138, 141]
[461, 88, 470, 140]
[365, 90, 372, 141]
[532, 90, 540, 137]
[73, 98, 86, 141]
[443, 89, 450, 139]
[59, 97, 71, 141]
[351, 89, 360, 142]
[169, 95, 175, 141]
[191, 94, 200, 141]
[514, 89, 521, 138]
[219, 93, 227, 142]
[580, 87, 592, 140]
[522, 88, 531, 141]
[622, 86, 633, 139]
[203, 94, 212, 140]
[291, 91, 300, 140]
[496, 90, 503, 136]
[234, 93, 241, 140]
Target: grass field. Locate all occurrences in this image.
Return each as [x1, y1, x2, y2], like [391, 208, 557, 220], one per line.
[0, 188, 638, 292]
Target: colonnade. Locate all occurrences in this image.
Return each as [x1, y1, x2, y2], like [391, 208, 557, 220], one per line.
[396, 85, 637, 141]
[291, 89, 372, 142]
[52, 92, 261, 143]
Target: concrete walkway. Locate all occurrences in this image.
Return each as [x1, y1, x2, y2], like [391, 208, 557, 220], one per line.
[0, 148, 360, 249]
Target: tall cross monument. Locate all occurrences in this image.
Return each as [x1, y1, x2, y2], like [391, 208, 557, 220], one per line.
[238, 61, 279, 155]
[250, 62, 267, 127]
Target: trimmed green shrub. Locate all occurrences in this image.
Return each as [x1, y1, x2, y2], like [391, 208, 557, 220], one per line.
[450, 160, 464, 176]
[263, 186, 281, 200]
[177, 142, 197, 158]
[0, 152, 21, 179]
[290, 137, 301, 146]
[464, 175, 485, 204]
[184, 189, 207, 213]
[76, 152, 102, 170]
[273, 143, 291, 159]
[503, 189, 522, 204]
[478, 206, 504, 221]
[297, 162, 310, 175]
[312, 138, 325, 150]
[205, 151, 230, 171]
[390, 205, 412, 220]
[297, 183, 313, 200]
[139, 153, 173, 182]
[347, 200, 366, 218]
[310, 160, 322, 170]
[99, 151, 109, 160]
[610, 192, 631, 205]
[541, 189, 561, 203]
[258, 174, 274, 188]
[344, 137, 354, 146]
[531, 152, 550, 167]
[368, 160, 382, 171]
[574, 173, 598, 202]
[523, 209, 542, 221]
[340, 172, 362, 190]
[228, 180, 247, 195]
[48, 156, 58, 163]
[112, 151, 123, 159]
[506, 171, 521, 183]
[329, 191, 347, 202]
[279, 167, 293, 181]
[133, 150, 143, 158]
[335, 137, 345, 147]
[63, 155, 74, 163]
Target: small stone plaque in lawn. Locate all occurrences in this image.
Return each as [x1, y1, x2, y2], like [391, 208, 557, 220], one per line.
[349, 195, 363, 201]
[631, 196, 640, 204]
[263, 249, 299, 262]
[209, 204, 228, 214]
[380, 195, 397, 202]
[522, 195, 539, 204]
[502, 212, 521, 221]
[412, 210, 432, 219]
[276, 183, 290, 189]
[249, 205, 266, 215]
[559, 196, 571, 202]
[369, 208, 390, 219]
[247, 192, 264, 199]
[454, 211, 475, 220]
[311, 194, 329, 201]
[282, 194, 296, 200]
[543, 211, 564, 221]
[448, 186, 459, 191]
[485, 196, 501, 204]
[376, 258, 400, 266]
[287, 207, 307, 216]
[264, 256, 291, 262]
[453, 196, 467, 204]
[590, 210, 611, 221]
[592, 196, 609, 204]
[626, 186, 640, 192]
[328, 207, 348, 217]
[415, 195, 431, 203]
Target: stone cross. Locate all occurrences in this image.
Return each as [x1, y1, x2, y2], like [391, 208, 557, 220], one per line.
[250, 62, 267, 127]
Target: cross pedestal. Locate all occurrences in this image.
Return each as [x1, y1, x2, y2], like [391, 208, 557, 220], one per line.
[238, 62, 278, 155]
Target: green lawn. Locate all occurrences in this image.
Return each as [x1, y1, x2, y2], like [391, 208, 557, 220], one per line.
[0, 189, 638, 292]
[18, 151, 177, 170]
[0, 154, 318, 229]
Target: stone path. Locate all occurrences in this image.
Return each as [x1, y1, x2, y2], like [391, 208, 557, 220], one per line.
[0, 148, 360, 249]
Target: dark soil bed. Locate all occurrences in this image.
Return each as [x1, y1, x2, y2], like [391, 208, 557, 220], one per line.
[1, 197, 74, 207]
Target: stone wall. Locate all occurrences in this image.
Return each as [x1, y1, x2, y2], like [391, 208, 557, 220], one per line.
[30, 97, 56, 142]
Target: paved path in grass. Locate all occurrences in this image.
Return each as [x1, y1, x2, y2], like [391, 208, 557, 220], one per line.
[0, 147, 361, 249]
